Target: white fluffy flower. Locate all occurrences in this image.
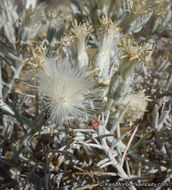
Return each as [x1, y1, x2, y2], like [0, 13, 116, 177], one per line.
[121, 90, 151, 122]
[37, 57, 95, 124]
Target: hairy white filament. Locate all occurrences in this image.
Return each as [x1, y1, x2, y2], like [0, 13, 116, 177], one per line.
[37, 57, 95, 124]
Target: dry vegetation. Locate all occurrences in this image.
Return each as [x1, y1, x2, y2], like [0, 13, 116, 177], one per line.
[0, 0, 172, 190]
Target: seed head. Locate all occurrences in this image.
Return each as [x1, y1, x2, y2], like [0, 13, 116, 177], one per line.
[37, 57, 95, 125]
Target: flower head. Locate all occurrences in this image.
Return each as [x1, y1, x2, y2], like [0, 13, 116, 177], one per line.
[26, 45, 47, 71]
[119, 37, 150, 62]
[98, 17, 121, 53]
[121, 90, 151, 122]
[37, 57, 95, 124]
[94, 17, 121, 82]
[69, 20, 93, 42]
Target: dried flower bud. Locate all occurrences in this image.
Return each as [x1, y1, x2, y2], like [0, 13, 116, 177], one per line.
[70, 21, 93, 70]
[93, 17, 121, 82]
[119, 37, 149, 62]
[118, 37, 152, 80]
[25, 45, 48, 71]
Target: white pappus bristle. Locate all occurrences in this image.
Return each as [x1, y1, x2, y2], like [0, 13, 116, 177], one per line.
[37, 57, 95, 125]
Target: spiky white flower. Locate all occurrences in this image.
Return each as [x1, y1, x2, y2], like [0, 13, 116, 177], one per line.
[37, 57, 95, 125]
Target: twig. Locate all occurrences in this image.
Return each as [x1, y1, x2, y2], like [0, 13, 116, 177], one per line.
[0, 62, 14, 114]
[121, 125, 138, 167]
[72, 171, 117, 176]
[98, 125, 136, 190]
[4, 63, 23, 99]
[110, 104, 128, 133]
